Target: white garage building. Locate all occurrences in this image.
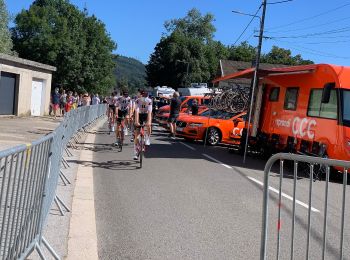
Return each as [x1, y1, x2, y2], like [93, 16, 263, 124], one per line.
[0, 53, 56, 116]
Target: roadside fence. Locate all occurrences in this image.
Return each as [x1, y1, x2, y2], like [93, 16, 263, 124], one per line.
[0, 104, 106, 260]
[260, 153, 350, 260]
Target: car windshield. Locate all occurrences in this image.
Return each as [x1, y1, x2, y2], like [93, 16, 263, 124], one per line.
[342, 90, 350, 124]
[199, 110, 221, 117]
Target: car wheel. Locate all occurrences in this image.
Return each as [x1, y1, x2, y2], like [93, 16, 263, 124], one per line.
[206, 127, 221, 146]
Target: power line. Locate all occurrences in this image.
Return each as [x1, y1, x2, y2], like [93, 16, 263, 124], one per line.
[268, 38, 350, 44]
[265, 16, 350, 34]
[271, 38, 350, 59]
[266, 2, 350, 30]
[266, 25, 350, 39]
[232, 5, 262, 46]
[267, 0, 293, 5]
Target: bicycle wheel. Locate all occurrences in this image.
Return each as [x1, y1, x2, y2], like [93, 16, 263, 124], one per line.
[139, 135, 144, 168]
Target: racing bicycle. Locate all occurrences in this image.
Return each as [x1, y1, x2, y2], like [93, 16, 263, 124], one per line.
[135, 123, 146, 168]
[115, 118, 126, 152]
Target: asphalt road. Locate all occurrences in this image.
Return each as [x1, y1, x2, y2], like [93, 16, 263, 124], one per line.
[90, 123, 350, 260]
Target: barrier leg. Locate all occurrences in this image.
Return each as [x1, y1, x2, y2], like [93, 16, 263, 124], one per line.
[35, 242, 48, 260]
[60, 170, 71, 184]
[54, 197, 65, 216]
[42, 237, 61, 260]
[62, 158, 70, 168]
[56, 195, 70, 212]
[59, 172, 67, 186]
[65, 147, 73, 157]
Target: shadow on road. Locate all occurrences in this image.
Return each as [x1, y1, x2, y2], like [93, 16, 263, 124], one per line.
[69, 159, 140, 170]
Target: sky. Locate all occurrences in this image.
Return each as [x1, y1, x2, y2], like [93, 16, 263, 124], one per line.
[5, 0, 350, 66]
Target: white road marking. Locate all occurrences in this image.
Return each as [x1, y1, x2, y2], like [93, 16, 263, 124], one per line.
[202, 153, 232, 169]
[180, 142, 196, 151]
[200, 151, 320, 213]
[247, 176, 320, 213]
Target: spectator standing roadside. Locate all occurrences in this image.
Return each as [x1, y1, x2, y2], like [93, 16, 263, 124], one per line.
[167, 91, 181, 138]
[65, 91, 74, 112]
[78, 94, 83, 107]
[191, 99, 199, 115]
[72, 91, 79, 109]
[82, 93, 91, 106]
[92, 93, 100, 105]
[60, 89, 67, 116]
[52, 87, 61, 119]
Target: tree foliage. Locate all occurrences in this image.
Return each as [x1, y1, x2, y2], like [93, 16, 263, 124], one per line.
[0, 0, 15, 55]
[114, 55, 147, 94]
[146, 9, 314, 88]
[12, 0, 116, 94]
[146, 8, 227, 88]
[262, 46, 313, 65]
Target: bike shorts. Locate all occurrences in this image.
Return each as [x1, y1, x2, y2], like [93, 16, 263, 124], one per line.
[135, 113, 148, 128]
[109, 105, 116, 114]
[117, 110, 128, 123]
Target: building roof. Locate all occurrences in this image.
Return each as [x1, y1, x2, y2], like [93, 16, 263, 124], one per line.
[219, 60, 287, 77]
[217, 59, 288, 87]
[0, 53, 56, 72]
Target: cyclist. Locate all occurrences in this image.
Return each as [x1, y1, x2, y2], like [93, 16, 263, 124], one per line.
[115, 90, 131, 145]
[108, 92, 117, 134]
[133, 89, 152, 160]
[129, 95, 137, 142]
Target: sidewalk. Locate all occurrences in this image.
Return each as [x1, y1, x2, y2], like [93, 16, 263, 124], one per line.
[66, 127, 100, 260]
[0, 116, 61, 150]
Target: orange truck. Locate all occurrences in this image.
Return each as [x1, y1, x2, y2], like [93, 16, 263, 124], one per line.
[213, 64, 350, 163]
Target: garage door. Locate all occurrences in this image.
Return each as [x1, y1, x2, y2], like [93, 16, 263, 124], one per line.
[31, 79, 44, 116]
[0, 72, 16, 115]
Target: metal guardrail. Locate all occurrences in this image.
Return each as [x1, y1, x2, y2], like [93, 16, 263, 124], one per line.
[0, 104, 106, 260]
[260, 153, 350, 260]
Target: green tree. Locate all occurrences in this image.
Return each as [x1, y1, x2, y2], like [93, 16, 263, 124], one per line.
[12, 0, 116, 94]
[164, 8, 216, 43]
[228, 41, 256, 63]
[146, 8, 226, 88]
[0, 0, 15, 55]
[261, 46, 313, 65]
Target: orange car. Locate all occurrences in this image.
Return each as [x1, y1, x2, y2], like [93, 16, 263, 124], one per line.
[155, 96, 210, 121]
[176, 110, 247, 146]
[157, 108, 209, 127]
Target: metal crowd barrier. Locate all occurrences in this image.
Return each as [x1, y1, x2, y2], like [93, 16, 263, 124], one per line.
[0, 104, 106, 260]
[260, 153, 350, 260]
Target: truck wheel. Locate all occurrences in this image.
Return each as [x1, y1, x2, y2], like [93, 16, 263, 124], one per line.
[206, 127, 221, 146]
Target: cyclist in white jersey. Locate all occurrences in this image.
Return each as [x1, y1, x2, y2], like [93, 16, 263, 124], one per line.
[115, 90, 131, 145]
[133, 89, 152, 160]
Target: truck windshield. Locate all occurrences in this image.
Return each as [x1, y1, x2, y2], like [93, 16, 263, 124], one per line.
[342, 90, 350, 126]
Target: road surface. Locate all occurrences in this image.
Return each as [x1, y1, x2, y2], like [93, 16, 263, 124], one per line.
[83, 123, 350, 260]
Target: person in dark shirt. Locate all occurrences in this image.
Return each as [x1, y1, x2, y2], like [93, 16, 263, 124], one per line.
[52, 88, 60, 119]
[191, 99, 199, 115]
[168, 91, 181, 138]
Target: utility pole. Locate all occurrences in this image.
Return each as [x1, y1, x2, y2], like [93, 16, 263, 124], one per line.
[243, 0, 267, 163]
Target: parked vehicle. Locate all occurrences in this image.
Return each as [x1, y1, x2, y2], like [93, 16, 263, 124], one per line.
[213, 64, 350, 164]
[176, 109, 247, 146]
[153, 86, 175, 98]
[155, 95, 211, 121]
[178, 83, 212, 96]
[157, 108, 211, 128]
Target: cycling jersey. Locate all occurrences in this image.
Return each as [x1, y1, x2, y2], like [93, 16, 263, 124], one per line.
[116, 96, 131, 111]
[135, 97, 152, 114]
